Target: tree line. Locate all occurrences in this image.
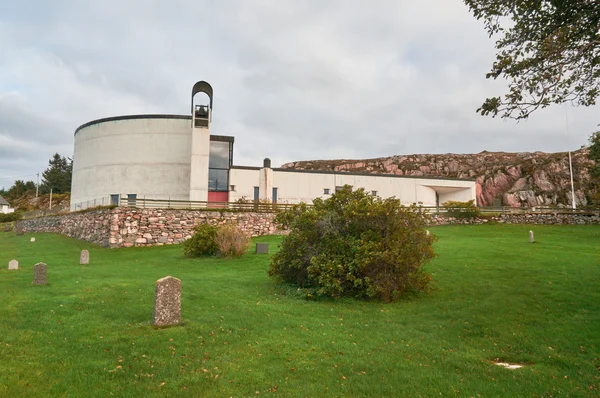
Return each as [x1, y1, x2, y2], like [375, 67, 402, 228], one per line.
[0, 153, 72, 203]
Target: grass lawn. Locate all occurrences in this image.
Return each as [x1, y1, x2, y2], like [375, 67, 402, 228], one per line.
[0, 224, 599, 397]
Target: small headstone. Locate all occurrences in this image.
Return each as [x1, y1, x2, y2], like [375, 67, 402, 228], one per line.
[80, 250, 90, 265]
[426, 230, 430, 236]
[153, 276, 181, 326]
[30, 237, 36, 242]
[256, 243, 269, 254]
[3, 225, 11, 232]
[529, 230, 534, 243]
[8, 260, 18, 270]
[15, 222, 23, 236]
[33, 262, 47, 285]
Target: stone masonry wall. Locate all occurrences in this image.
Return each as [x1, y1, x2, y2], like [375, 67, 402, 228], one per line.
[22, 207, 599, 248]
[22, 209, 112, 246]
[107, 208, 283, 247]
[429, 212, 600, 225]
[23, 208, 283, 248]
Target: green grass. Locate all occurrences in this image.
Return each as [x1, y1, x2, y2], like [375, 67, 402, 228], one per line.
[0, 225, 599, 397]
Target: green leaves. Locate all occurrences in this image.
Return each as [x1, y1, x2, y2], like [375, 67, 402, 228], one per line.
[464, 0, 600, 119]
[269, 186, 437, 302]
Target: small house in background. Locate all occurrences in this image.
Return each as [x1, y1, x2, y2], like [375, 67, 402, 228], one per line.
[0, 196, 15, 214]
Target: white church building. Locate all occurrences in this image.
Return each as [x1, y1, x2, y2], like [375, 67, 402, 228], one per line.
[70, 81, 476, 211]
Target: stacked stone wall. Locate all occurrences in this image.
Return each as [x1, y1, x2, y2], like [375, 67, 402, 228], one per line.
[429, 212, 600, 225]
[21, 210, 112, 246]
[21, 208, 599, 248]
[23, 208, 283, 248]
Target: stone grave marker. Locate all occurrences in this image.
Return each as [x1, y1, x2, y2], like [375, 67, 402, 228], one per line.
[256, 243, 269, 254]
[152, 276, 181, 326]
[8, 260, 18, 270]
[33, 262, 47, 285]
[30, 237, 36, 243]
[529, 230, 535, 243]
[3, 225, 11, 232]
[15, 222, 23, 236]
[80, 250, 90, 265]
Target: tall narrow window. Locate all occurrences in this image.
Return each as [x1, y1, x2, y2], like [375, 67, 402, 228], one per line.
[272, 188, 278, 204]
[208, 139, 233, 191]
[110, 194, 119, 206]
[253, 187, 260, 201]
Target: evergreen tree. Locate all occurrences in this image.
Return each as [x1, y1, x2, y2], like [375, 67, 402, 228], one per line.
[3, 180, 36, 201]
[41, 153, 72, 194]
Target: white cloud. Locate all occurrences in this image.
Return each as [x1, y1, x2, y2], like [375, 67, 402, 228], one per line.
[0, 0, 597, 189]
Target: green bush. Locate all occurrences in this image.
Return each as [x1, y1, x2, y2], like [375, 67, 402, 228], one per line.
[0, 212, 22, 223]
[183, 223, 218, 257]
[268, 186, 437, 302]
[215, 224, 251, 258]
[442, 200, 480, 219]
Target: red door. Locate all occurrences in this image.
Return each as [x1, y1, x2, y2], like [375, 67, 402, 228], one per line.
[208, 191, 228, 207]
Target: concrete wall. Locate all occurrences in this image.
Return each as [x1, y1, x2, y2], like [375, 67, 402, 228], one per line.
[229, 168, 260, 202]
[71, 116, 193, 210]
[189, 124, 210, 202]
[229, 168, 476, 206]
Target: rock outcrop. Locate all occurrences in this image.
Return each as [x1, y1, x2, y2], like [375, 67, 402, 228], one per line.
[280, 149, 597, 207]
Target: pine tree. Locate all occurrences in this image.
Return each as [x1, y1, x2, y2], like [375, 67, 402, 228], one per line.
[41, 153, 72, 194]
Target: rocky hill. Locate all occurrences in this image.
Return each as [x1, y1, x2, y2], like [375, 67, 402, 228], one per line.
[280, 148, 597, 207]
[10, 192, 70, 212]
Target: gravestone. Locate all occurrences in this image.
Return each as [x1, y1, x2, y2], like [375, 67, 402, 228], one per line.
[80, 250, 90, 265]
[152, 276, 181, 326]
[30, 237, 36, 243]
[529, 230, 535, 243]
[8, 260, 18, 270]
[33, 262, 47, 285]
[15, 222, 23, 236]
[255, 243, 269, 254]
[426, 230, 430, 236]
[3, 225, 11, 232]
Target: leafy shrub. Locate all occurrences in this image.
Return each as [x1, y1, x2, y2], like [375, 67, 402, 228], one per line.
[183, 223, 218, 257]
[0, 212, 22, 223]
[268, 186, 437, 302]
[442, 200, 480, 219]
[215, 224, 251, 258]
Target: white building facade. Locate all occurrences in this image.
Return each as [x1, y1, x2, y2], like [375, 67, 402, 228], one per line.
[70, 81, 476, 211]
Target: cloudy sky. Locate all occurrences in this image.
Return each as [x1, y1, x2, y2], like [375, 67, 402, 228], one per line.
[1, 0, 598, 190]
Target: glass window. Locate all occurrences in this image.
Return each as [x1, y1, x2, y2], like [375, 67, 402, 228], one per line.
[323, 188, 330, 195]
[208, 169, 228, 191]
[127, 193, 137, 206]
[209, 141, 231, 169]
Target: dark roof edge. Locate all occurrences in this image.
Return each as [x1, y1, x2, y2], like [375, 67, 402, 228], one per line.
[271, 167, 477, 182]
[74, 114, 192, 135]
[210, 135, 235, 143]
[231, 165, 262, 171]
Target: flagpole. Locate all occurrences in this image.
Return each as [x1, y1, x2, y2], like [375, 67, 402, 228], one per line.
[564, 105, 576, 210]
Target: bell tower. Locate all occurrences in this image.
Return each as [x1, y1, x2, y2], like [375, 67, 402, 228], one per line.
[189, 81, 213, 202]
